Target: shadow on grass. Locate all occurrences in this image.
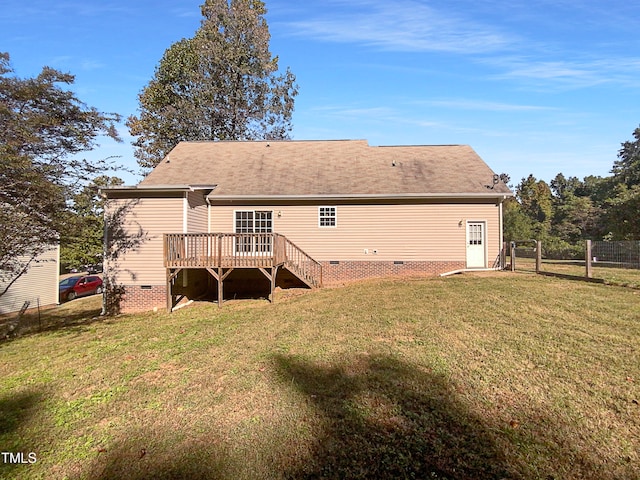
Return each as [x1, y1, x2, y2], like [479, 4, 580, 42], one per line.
[272, 353, 520, 480]
[0, 298, 104, 343]
[74, 354, 522, 480]
[0, 390, 43, 435]
[75, 428, 238, 480]
[0, 389, 45, 477]
[536, 270, 606, 284]
[82, 440, 229, 480]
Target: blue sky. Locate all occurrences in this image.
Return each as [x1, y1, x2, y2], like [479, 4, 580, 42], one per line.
[2, 0, 639, 186]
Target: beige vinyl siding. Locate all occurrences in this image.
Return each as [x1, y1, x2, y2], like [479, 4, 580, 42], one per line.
[0, 245, 60, 314]
[186, 191, 208, 233]
[106, 197, 183, 285]
[210, 202, 501, 264]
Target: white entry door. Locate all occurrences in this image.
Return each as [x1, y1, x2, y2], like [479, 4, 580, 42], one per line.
[466, 221, 486, 268]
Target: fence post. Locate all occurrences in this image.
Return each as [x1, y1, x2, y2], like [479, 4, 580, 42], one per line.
[536, 240, 542, 273]
[502, 242, 507, 269]
[510, 241, 516, 272]
[585, 240, 593, 278]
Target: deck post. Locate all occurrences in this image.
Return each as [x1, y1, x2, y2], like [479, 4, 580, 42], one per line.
[271, 265, 279, 303]
[257, 267, 279, 303]
[166, 269, 172, 312]
[217, 267, 223, 307]
[166, 268, 182, 312]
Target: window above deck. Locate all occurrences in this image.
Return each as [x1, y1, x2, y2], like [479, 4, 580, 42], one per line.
[318, 206, 337, 228]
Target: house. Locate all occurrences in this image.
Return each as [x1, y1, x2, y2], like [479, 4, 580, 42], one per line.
[102, 140, 512, 313]
[0, 246, 60, 316]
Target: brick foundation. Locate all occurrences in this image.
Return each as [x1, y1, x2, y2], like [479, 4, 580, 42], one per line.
[321, 260, 466, 284]
[107, 261, 467, 313]
[111, 284, 167, 314]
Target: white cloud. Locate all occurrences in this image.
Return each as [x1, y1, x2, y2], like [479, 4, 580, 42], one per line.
[425, 99, 556, 112]
[56, 2, 133, 17]
[46, 56, 105, 71]
[49, 56, 74, 67]
[170, 7, 201, 18]
[313, 105, 397, 117]
[489, 56, 640, 89]
[81, 60, 106, 71]
[283, 0, 512, 54]
[280, 0, 640, 91]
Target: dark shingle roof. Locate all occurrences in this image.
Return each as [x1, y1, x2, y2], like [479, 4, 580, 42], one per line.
[138, 140, 512, 197]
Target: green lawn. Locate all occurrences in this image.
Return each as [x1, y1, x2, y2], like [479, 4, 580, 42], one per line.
[515, 256, 640, 288]
[1, 273, 639, 479]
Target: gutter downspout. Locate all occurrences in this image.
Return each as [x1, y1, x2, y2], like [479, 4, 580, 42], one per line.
[100, 191, 108, 316]
[206, 195, 212, 233]
[183, 192, 188, 234]
[499, 195, 506, 269]
[55, 243, 61, 306]
[205, 194, 213, 294]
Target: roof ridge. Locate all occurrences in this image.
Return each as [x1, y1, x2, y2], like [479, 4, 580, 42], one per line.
[376, 144, 467, 148]
[179, 139, 369, 144]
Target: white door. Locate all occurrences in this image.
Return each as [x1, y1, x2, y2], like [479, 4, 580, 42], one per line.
[466, 221, 486, 268]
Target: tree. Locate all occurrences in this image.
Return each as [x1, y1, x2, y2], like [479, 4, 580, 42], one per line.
[548, 172, 604, 241]
[612, 125, 640, 187]
[604, 183, 640, 239]
[0, 52, 121, 296]
[596, 125, 640, 239]
[550, 173, 581, 200]
[60, 175, 124, 272]
[515, 175, 553, 239]
[552, 194, 600, 242]
[502, 197, 534, 242]
[127, 0, 298, 170]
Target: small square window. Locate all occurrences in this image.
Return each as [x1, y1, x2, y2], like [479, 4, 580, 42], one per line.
[319, 207, 336, 227]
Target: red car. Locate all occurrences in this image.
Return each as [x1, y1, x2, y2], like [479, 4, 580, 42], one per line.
[59, 275, 103, 301]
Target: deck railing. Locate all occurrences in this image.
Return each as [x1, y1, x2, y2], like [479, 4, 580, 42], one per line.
[282, 236, 323, 287]
[164, 233, 322, 287]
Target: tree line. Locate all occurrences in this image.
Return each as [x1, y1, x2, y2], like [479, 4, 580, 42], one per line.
[504, 126, 640, 257]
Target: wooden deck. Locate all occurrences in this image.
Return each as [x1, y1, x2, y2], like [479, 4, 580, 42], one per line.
[164, 233, 322, 309]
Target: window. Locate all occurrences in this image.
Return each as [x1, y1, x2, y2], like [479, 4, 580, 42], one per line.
[468, 223, 483, 245]
[234, 211, 273, 253]
[319, 206, 337, 227]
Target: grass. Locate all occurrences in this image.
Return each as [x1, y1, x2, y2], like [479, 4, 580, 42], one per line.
[0, 273, 639, 479]
[516, 256, 640, 288]
[0, 295, 104, 338]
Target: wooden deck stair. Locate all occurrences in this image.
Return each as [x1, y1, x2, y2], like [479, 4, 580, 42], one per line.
[281, 236, 322, 288]
[164, 233, 322, 309]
